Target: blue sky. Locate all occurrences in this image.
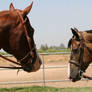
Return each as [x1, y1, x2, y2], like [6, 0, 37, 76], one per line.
[1, 0, 92, 48]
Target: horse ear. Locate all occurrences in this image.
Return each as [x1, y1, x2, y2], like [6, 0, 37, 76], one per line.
[9, 3, 15, 11]
[71, 28, 79, 39]
[74, 27, 78, 32]
[22, 1, 33, 16]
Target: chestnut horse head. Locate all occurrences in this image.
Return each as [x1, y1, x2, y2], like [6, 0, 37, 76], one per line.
[68, 28, 92, 82]
[0, 2, 42, 72]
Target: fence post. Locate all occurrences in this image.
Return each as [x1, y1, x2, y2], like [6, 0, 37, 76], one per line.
[42, 55, 45, 87]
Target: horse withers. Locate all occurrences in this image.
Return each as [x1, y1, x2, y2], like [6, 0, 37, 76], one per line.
[68, 28, 92, 82]
[0, 2, 42, 72]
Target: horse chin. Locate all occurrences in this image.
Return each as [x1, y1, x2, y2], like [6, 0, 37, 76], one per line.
[32, 54, 42, 72]
[70, 74, 82, 82]
[71, 77, 81, 82]
[22, 54, 42, 73]
[23, 67, 32, 72]
[69, 72, 83, 82]
[22, 64, 33, 72]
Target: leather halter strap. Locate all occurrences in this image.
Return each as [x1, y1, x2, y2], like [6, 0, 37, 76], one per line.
[70, 61, 80, 67]
[16, 10, 34, 58]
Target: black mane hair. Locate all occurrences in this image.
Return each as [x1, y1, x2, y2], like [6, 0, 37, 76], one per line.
[86, 30, 92, 33]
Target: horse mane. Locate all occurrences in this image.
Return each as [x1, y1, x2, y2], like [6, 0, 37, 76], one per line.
[86, 30, 92, 33]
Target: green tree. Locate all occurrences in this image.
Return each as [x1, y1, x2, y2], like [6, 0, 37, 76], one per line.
[40, 44, 48, 51]
[59, 43, 66, 49]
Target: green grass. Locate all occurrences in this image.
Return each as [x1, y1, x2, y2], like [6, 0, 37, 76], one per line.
[0, 86, 92, 92]
[0, 49, 70, 55]
[38, 49, 70, 53]
[0, 52, 9, 55]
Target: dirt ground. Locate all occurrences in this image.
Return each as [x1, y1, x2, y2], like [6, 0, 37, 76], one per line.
[0, 54, 92, 88]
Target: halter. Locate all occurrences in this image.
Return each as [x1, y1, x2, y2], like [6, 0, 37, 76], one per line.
[0, 10, 36, 69]
[69, 32, 92, 77]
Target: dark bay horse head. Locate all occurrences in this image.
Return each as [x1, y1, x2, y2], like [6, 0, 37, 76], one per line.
[0, 2, 42, 72]
[68, 28, 92, 82]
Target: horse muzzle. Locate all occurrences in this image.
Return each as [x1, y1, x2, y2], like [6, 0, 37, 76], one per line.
[32, 54, 42, 72]
[69, 69, 83, 82]
[23, 53, 42, 72]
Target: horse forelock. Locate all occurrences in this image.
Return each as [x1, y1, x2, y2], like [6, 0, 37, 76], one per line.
[68, 31, 92, 49]
[68, 38, 72, 48]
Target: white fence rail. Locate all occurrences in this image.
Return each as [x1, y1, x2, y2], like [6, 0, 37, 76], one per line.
[0, 52, 90, 86]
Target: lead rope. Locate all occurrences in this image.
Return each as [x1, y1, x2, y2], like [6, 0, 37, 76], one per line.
[0, 54, 22, 69]
[0, 54, 20, 65]
[83, 74, 92, 80]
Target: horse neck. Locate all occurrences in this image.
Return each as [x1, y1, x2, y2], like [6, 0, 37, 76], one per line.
[82, 32, 92, 64]
[82, 32, 92, 43]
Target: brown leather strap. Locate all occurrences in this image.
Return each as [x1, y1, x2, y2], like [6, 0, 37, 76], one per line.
[0, 54, 21, 65]
[16, 10, 34, 58]
[0, 66, 22, 69]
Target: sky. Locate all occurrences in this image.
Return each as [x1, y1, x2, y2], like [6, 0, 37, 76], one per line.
[1, 0, 92, 48]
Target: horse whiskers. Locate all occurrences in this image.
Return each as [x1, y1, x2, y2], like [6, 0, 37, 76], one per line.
[9, 64, 22, 75]
[17, 69, 20, 75]
[9, 64, 21, 75]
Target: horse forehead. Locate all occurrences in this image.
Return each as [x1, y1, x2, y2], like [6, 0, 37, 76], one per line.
[0, 10, 22, 19]
[72, 39, 79, 48]
[0, 10, 10, 16]
[0, 11, 18, 24]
